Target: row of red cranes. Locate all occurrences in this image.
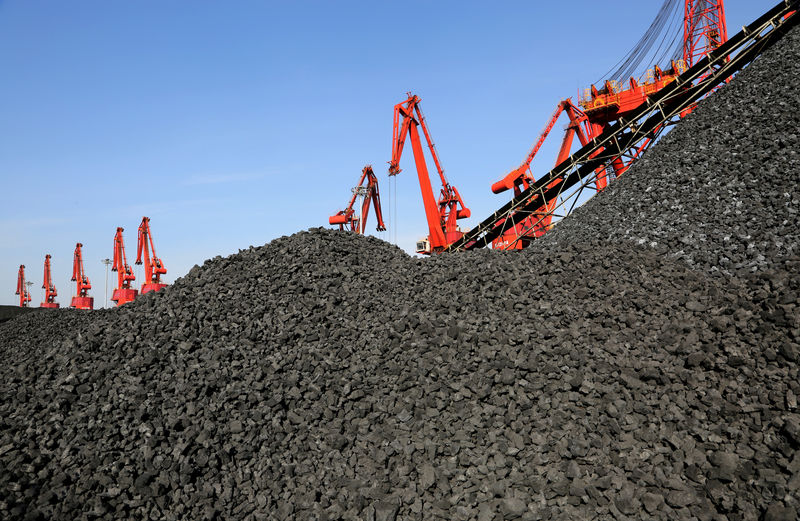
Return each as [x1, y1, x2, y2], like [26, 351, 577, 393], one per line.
[329, 0, 731, 254]
[14, 216, 168, 309]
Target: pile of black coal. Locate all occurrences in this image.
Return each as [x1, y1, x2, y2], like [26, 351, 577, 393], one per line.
[1, 20, 798, 521]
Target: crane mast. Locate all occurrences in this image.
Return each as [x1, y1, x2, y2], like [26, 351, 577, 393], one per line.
[15, 265, 31, 308]
[684, 0, 728, 67]
[70, 242, 94, 310]
[389, 93, 470, 254]
[111, 227, 138, 306]
[136, 216, 168, 294]
[329, 165, 387, 235]
[41, 254, 59, 308]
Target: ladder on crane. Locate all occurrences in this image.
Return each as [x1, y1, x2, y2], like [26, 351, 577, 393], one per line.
[448, 0, 799, 252]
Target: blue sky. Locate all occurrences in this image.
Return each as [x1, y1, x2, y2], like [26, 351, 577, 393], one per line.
[0, 0, 771, 307]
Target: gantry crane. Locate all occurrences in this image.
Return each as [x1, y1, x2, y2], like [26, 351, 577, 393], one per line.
[70, 242, 94, 310]
[329, 165, 387, 235]
[41, 254, 59, 308]
[389, 93, 470, 254]
[111, 227, 138, 306]
[136, 216, 167, 294]
[15, 265, 31, 308]
[491, 0, 730, 249]
[449, 0, 798, 252]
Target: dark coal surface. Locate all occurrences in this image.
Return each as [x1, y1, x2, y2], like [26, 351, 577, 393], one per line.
[1, 24, 799, 521]
[0, 305, 39, 324]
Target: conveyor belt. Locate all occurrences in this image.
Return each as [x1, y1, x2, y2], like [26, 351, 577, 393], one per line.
[447, 0, 799, 252]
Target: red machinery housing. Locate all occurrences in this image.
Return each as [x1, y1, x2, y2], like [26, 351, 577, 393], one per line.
[111, 227, 138, 306]
[136, 216, 167, 294]
[389, 93, 470, 254]
[492, 0, 727, 249]
[15, 265, 31, 308]
[70, 243, 93, 310]
[330, 165, 387, 235]
[41, 254, 60, 308]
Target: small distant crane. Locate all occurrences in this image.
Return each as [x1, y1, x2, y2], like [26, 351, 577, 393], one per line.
[329, 165, 387, 235]
[41, 254, 60, 308]
[136, 216, 167, 294]
[70, 243, 94, 310]
[111, 227, 138, 306]
[389, 93, 471, 254]
[15, 265, 31, 308]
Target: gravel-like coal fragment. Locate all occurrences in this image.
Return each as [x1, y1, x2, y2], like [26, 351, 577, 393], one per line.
[1, 20, 800, 521]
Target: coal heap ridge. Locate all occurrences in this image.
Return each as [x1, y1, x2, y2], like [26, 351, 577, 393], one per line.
[1, 23, 800, 521]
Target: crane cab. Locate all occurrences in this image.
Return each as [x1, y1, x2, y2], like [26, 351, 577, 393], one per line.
[415, 238, 431, 255]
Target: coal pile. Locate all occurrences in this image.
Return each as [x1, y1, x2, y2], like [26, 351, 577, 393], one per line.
[0, 305, 39, 324]
[1, 24, 799, 521]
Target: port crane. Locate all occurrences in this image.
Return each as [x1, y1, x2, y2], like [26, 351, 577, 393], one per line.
[449, 0, 798, 252]
[111, 227, 138, 306]
[491, 99, 594, 249]
[41, 255, 59, 308]
[70, 243, 94, 310]
[15, 265, 31, 308]
[389, 93, 470, 254]
[491, 0, 729, 249]
[329, 165, 387, 235]
[136, 216, 167, 294]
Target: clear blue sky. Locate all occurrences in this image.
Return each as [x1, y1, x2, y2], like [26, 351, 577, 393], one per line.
[0, 0, 770, 307]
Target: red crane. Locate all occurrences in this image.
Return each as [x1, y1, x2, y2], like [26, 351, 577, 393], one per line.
[389, 93, 470, 254]
[111, 227, 138, 306]
[329, 165, 387, 235]
[41, 254, 59, 308]
[70, 243, 93, 310]
[492, 0, 728, 249]
[136, 216, 167, 294]
[15, 265, 31, 308]
[491, 99, 594, 249]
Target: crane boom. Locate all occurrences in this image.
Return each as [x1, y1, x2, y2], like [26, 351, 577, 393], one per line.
[41, 254, 59, 308]
[111, 227, 138, 306]
[15, 265, 31, 308]
[330, 165, 387, 234]
[389, 93, 470, 254]
[136, 216, 168, 294]
[70, 243, 94, 310]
